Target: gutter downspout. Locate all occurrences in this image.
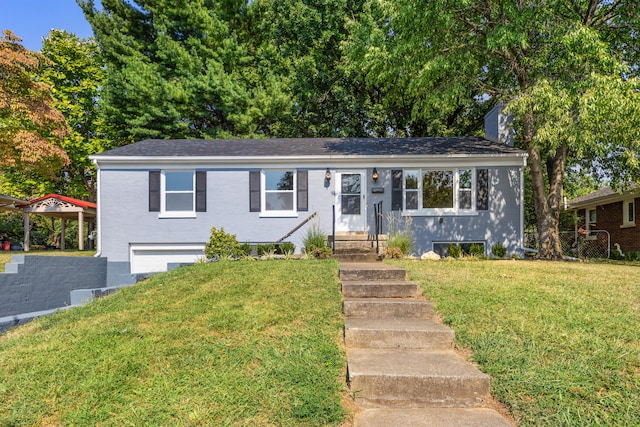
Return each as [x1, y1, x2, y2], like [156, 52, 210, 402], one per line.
[93, 159, 102, 258]
[519, 159, 526, 256]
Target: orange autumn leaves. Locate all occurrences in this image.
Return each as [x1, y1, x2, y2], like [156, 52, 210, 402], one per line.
[0, 30, 69, 176]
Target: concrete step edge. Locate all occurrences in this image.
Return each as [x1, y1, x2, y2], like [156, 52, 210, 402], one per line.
[353, 408, 513, 427]
[345, 318, 454, 350]
[342, 282, 421, 298]
[347, 348, 490, 408]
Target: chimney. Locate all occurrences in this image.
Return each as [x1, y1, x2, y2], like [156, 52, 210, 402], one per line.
[484, 103, 514, 146]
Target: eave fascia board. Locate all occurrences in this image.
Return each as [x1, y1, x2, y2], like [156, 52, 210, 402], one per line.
[91, 153, 528, 170]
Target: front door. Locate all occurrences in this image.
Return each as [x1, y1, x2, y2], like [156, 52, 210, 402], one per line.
[335, 171, 366, 232]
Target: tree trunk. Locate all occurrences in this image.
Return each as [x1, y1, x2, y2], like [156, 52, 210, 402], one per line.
[528, 142, 567, 260]
[523, 111, 566, 260]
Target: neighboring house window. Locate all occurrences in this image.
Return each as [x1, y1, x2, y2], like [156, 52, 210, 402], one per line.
[149, 170, 206, 216]
[623, 199, 635, 227]
[402, 168, 477, 213]
[249, 170, 308, 216]
[586, 208, 597, 230]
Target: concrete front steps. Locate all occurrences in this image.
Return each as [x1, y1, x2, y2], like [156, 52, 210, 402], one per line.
[340, 263, 512, 426]
[333, 232, 386, 262]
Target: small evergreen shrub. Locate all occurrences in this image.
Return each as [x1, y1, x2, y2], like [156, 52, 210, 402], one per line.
[447, 243, 463, 258]
[492, 242, 507, 258]
[205, 227, 241, 260]
[469, 243, 485, 257]
[257, 243, 276, 256]
[239, 242, 252, 257]
[278, 242, 295, 255]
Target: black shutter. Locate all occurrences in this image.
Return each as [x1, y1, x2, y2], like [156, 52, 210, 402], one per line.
[249, 171, 261, 212]
[391, 170, 403, 211]
[477, 169, 489, 210]
[195, 171, 207, 212]
[149, 171, 160, 212]
[297, 170, 308, 212]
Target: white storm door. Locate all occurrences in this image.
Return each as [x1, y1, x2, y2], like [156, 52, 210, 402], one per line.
[335, 171, 366, 232]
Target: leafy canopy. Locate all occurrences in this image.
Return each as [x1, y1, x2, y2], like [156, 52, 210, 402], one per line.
[0, 30, 69, 180]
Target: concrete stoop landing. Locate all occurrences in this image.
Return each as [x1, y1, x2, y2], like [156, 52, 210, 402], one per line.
[340, 263, 513, 427]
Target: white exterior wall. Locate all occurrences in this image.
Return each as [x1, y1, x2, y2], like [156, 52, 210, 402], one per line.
[98, 168, 336, 264]
[96, 158, 526, 273]
[363, 166, 523, 256]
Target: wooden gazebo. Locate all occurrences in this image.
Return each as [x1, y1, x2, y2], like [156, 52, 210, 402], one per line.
[20, 194, 97, 251]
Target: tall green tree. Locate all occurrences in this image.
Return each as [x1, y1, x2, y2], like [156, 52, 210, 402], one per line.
[2, 30, 108, 200]
[78, 0, 293, 140]
[346, 1, 640, 259]
[252, 0, 380, 137]
[41, 30, 108, 200]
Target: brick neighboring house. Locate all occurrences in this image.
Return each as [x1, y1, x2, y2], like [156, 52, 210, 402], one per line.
[566, 185, 640, 255]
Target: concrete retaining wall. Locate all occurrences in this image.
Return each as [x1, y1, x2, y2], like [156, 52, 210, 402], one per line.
[0, 255, 107, 321]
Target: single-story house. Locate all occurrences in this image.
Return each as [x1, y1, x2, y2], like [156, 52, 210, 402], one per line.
[91, 108, 528, 279]
[566, 185, 639, 255]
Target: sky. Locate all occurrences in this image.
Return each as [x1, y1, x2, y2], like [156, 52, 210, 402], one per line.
[0, 0, 95, 51]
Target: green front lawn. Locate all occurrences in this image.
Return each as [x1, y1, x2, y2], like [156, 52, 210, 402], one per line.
[396, 259, 640, 426]
[0, 260, 347, 426]
[2, 256, 638, 426]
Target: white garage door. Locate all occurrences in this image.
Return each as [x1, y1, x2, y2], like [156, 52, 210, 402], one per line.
[130, 244, 206, 274]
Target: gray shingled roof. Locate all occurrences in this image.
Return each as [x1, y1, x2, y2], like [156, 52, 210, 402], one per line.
[94, 137, 526, 158]
[567, 184, 639, 209]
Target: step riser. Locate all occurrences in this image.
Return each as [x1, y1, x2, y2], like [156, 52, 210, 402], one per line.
[340, 269, 406, 281]
[345, 330, 454, 350]
[342, 283, 420, 298]
[349, 375, 489, 409]
[344, 300, 434, 319]
[334, 242, 376, 250]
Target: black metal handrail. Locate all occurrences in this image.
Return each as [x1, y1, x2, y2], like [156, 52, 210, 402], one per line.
[374, 201, 383, 254]
[274, 211, 318, 243]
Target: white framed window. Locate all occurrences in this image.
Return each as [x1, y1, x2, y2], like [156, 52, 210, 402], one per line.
[623, 199, 635, 227]
[403, 168, 476, 214]
[161, 170, 195, 217]
[586, 208, 597, 231]
[261, 170, 297, 216]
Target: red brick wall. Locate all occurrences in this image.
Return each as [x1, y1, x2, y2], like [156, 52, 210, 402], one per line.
[581, 198, 640, 253]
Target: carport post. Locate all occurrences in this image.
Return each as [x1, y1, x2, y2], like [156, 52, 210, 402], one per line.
[60, 219, 66, 251]
[78, 211, 84, 250]
[23, 212, 30, 252]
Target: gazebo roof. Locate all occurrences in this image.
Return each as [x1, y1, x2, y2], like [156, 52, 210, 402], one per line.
[20, 194, 97, 219]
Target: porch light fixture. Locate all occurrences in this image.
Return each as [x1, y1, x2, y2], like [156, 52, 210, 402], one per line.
[325, 168, 331, 183]
[372, 168, 379, 183]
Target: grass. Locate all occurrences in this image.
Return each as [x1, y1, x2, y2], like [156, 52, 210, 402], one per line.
[0, 250, 96, 272]
[394, 259, 640, 426]
[0, 260, 347, 426]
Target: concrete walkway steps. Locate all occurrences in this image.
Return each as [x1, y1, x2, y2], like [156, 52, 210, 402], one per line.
[345, 318, 454, 349]
[340, 262, 513, 426]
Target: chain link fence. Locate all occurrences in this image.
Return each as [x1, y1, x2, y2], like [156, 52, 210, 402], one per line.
[524, 230, 611, 260]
